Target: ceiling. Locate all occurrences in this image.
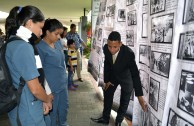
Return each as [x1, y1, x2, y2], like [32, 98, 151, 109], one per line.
[0, 0, 92, 26]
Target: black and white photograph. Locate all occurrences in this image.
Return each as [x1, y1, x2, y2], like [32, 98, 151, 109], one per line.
[141, 109, 150, 126]
[99, 2, 106, 12]
[150, 51, 171, 78]
[183, 0, 194, 24]
[98, 28, 102, 41]
[167, 108, 194, 126]
[150, 0, 166, 15]
[126, 30, 134, 46]
[149, 77, 160, 111]
[142, 13, 148, 38]
[177, 70, 194, 116]
[140, 70, 149, 93]
[106, 5, 115, 17]
[109, 4, 115, 17]
[127, 11, 137, 26]
[149, 110, 162, 126]
[151, 13, 174, 43]
[143, 0, 148, 5]
[96, 15, 105, 25]
[139, 45, 151, 67]
[126, 0, 136, 6]
[117, 9, 126, 22]
[177, 31, 194, 61]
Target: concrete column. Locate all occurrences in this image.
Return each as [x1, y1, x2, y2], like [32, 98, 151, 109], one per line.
[80, 16, 87, 42]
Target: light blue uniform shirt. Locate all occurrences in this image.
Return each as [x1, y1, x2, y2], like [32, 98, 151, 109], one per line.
[6, 39, 46, 126]
[36, 40, 68, 93]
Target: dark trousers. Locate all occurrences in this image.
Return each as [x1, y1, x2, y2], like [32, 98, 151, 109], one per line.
[102, 83, 131, 123]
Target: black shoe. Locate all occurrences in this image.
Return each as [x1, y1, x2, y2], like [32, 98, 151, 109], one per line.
[90, 117, 109, 125]
[115, 121, 121, 126]
[78, 78, 83, 82]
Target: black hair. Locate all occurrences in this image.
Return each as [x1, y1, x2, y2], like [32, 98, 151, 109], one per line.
[67, 39, 75, 46]
[70, 24, 76, 29]
[41, 18, 63, 38]
[5, 5, 45, 41]
[60, 26, 68, 38]
[108, 31, 121, 42]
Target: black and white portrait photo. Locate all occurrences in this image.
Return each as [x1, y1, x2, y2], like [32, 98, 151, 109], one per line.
[142, 13, 148, 38]
[140, 70, 149, 93]
[126, 0, 136, 6]
[126, 30, 134, 46]
[150, 51, 171, 78]
[150, 0, 166, 15]
[143, 0, 148, 5]
[106, 6, 110, 17]
[127, 11, 137, 26]
[183, 0, 194, 24]
[167, 109, 194, 126]
[151, 14, 174, 43]
[177, 70, 194, 116]
[177, 31, 194, 61]
[149, 77, 160, 111]
[96, 15, 105, 25]
[139, 45, 151, 67]
[98, 28, 102, 41]
[117, 9, 126, 22]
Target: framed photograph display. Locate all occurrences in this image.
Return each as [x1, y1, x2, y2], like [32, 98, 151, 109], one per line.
[150, 0, 166, 15]
[127, 11, 137, 26]
[151, 13, 174, 43]
[177, 70, 194, 116]
[140, 70, 149, 93]
[183, 0, 194, 24]
[177, 31, 194, 61]
[149, 77, 160, 111]
[139, 45, 151, 67]
[167, 108, 194, 126]
[142, 13, 148, 38]
[150, 51, 171, 78]
[126, 30, 134, 46]
[117, 9, 126, 22]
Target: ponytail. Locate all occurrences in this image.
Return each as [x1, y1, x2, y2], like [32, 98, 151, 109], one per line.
[5, 6, 20, 41]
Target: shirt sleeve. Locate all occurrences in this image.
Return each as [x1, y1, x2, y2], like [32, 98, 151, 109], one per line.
[12, 43, 39, 81]
[128, 49, 143, 96]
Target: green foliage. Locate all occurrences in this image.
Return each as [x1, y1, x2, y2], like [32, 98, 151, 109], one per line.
[83, 39, 91, 59]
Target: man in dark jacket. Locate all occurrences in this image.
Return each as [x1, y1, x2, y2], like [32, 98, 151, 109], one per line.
[91, 31, 147, 126]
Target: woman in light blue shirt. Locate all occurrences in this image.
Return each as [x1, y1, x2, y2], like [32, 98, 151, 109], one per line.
[36, 19, 68, 126]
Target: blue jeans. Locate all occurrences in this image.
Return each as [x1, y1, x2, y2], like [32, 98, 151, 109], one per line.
[50, 89, 68, 126]
[68, 67, 76, 87]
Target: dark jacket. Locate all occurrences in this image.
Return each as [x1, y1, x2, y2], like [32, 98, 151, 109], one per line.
[103, 44, 143, 96]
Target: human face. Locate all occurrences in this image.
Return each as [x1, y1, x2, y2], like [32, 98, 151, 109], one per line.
[29, 20, 44, 38]
[107, 40, 122, 55]
[71, 26, 76, 33]
[69, 43, 75, 49]
[47, 28, 62, 43]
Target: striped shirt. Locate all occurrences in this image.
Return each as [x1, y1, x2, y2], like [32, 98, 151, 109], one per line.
[67, 48, 77, 67]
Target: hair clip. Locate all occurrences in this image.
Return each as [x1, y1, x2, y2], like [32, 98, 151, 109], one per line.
[17, 6, 22, 14]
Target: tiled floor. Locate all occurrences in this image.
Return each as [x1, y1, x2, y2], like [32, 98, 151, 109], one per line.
[0, 57, 130, 126]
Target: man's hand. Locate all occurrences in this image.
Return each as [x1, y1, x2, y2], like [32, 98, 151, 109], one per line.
[138, 96, 147, 112]
[104, 82, 114, 91]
